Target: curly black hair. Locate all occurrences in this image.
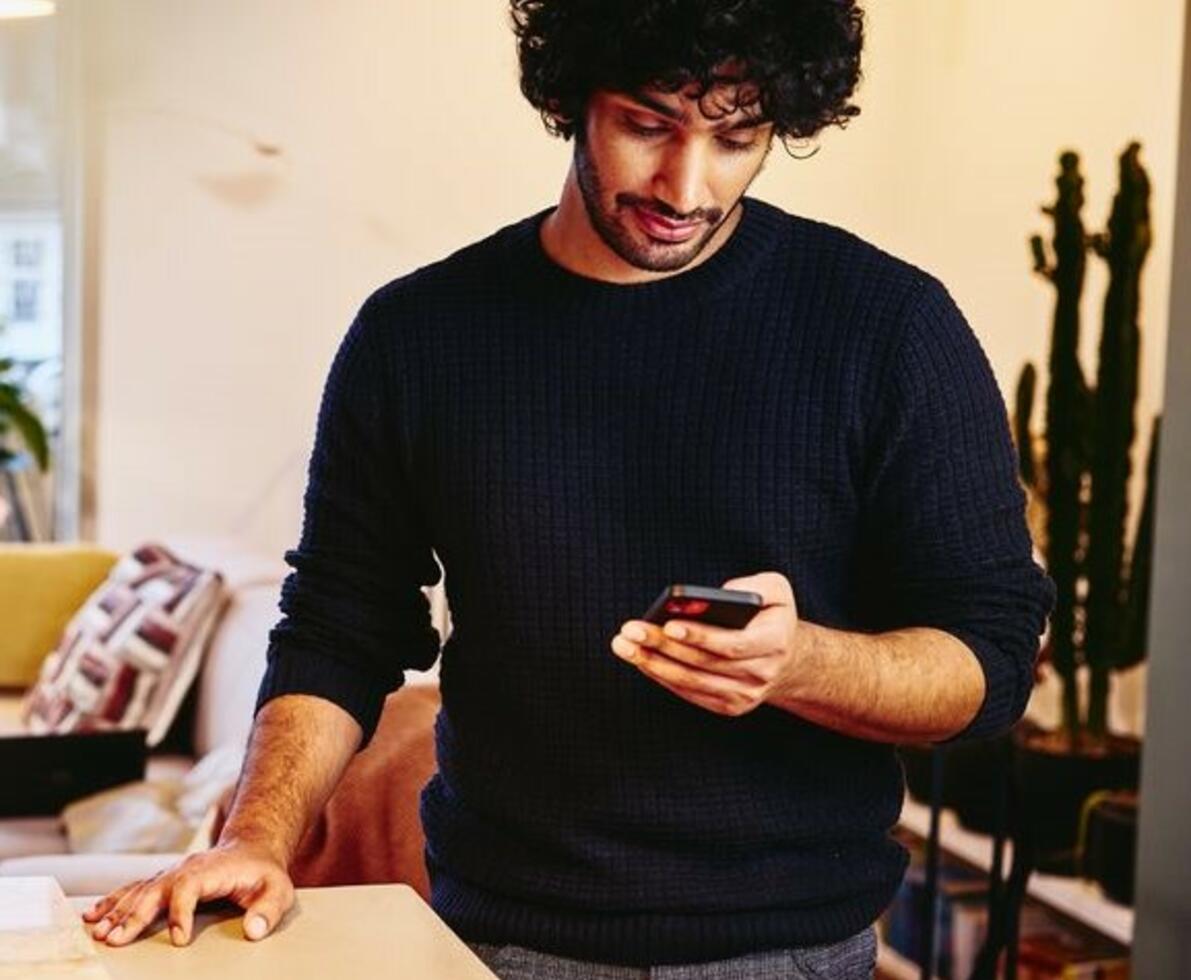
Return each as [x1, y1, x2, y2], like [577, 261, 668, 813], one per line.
[510, 0, 864, 149]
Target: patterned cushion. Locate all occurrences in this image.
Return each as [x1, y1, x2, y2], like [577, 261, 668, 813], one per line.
[21, 544, 227, 747]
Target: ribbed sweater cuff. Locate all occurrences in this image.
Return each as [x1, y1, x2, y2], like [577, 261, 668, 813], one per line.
[254, 642, 392, 748]
[934, 627, 1024, 743]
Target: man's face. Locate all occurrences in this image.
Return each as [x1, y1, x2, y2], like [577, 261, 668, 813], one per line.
[573, 81, 775, 273]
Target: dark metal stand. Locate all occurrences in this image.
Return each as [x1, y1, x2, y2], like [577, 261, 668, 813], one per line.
[920, 735, 1033, 980]
[920, 745, 946, 980]
[970, 736, 1012, 979]
[969, 735, 1034, 980]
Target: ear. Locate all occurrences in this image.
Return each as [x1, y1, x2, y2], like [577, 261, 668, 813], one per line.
[542, 99, 579, 139]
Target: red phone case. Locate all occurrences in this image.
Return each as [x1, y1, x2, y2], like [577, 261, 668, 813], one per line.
[642, 584, 763, 629]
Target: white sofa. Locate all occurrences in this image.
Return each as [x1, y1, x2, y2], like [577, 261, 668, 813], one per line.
[0, 535, 448, 896]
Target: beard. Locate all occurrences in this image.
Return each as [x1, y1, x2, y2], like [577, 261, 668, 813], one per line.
[572, 134, 738, 274]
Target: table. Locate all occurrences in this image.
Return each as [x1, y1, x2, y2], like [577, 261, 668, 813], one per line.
[2, 878, 497, 979]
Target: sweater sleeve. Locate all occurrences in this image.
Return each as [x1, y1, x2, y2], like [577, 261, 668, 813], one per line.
[254, 297, 442, 748]
[861, 277, 1056, 743]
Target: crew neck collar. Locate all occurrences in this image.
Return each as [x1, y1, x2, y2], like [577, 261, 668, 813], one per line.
[504, 196, 787, 306]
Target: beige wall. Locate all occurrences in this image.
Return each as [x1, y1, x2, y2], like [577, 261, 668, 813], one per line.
[757, 3, 1180, 436]
[79, 1, 1183, 720]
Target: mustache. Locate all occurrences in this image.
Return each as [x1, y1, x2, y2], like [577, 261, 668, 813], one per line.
[615, 193, 722, 225]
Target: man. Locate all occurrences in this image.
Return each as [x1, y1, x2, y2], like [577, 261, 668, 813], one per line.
[83, 1, 1056, 978]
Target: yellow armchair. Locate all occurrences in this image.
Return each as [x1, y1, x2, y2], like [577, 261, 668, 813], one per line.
[0, 544, 118, 688]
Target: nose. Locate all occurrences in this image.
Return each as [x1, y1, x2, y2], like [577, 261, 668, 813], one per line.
[652, 138, 709, 219]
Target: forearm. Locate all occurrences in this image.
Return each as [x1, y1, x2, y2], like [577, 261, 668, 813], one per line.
[766, 621, 986, 743]
[218, 693, 363, 865]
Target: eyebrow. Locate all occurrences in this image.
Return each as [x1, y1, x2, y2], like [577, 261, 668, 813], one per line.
[621, 91, 768, 133]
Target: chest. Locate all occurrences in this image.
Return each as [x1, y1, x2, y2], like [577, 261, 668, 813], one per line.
[413, 317, 861, 575]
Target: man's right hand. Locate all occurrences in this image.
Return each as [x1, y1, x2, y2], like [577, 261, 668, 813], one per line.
[81, 839, 296, 947]
[81, 693, 363, 948]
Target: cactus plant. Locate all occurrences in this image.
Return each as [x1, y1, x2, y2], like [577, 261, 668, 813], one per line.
[1025, 149, 1093, 742]
[1014, 363, 1038, 489]
[1084, 144, 1152, 739]
[1016, 143, 1160, 749]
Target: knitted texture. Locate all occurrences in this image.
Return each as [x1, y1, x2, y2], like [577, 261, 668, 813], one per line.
[257, 197, 1056, 966]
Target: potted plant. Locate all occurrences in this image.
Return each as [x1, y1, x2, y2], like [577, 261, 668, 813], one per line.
[1007, 141, 1159, 876]
[0, 315, 52, 537]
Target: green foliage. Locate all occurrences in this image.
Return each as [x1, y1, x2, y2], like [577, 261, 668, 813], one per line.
[0, 317, 51, 472]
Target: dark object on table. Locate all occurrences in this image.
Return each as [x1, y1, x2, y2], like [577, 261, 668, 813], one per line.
[0, 728, 147, 817]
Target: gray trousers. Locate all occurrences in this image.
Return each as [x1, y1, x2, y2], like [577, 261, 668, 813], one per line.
[464, 924, 878, 979]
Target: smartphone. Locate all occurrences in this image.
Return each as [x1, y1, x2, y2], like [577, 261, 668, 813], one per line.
[642, 584, 764, 630]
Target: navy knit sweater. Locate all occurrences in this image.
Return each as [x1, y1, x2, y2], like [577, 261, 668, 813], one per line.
[256, 197, 1056, 966]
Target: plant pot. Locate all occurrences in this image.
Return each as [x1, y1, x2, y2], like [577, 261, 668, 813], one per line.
[1013, 727, 1141, 876]
[1081, 790, 1138, 905]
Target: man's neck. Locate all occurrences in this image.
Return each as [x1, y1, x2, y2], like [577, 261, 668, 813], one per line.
[539, 168, 743, 285]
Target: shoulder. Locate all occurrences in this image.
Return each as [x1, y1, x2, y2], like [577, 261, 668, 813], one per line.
[805, 213, 979, 347]
[352, 210, 543, 335]
[755, 202, 973, 380]
[772, 203, 941, 312]
[756, 205, 992, 424]
[749, 199, 960, 344]
[371, 210, 543, 306]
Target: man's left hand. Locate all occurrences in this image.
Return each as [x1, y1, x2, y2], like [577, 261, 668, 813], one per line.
[610, 571, 804, 717]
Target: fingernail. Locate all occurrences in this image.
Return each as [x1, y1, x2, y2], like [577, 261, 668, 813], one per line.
[664, 623, 686, 639]
[171, 925, 185, 945]
[93, 918, 111, 938]
[246, 915, 267, 939]
[623, 624, 646, 642]
[107, 925, 124, 942]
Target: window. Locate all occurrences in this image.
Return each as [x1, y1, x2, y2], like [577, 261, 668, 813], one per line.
[12, 239, 42, 268]
[12, 280, 39, 321]
[0, 12, 67, 540]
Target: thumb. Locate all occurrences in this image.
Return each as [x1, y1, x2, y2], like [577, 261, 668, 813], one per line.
[721, 571, 792, 606]
[241, 877, 293, 941]
[243, 910, 271, 941]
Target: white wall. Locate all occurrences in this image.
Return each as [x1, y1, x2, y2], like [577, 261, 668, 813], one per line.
[82, 0, 564, 557]
[79, 1, 1184, 723]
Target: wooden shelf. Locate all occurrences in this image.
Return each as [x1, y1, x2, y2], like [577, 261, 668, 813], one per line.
[897, 795, 1134, 946]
